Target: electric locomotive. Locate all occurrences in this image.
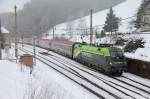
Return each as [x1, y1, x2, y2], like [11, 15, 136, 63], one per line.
[47, 40, 127, 76]
[73, 43, 127, 76]
[22, 38, 127, 76]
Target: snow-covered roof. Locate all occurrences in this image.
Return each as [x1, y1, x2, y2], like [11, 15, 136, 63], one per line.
[1, 27, 9, 34]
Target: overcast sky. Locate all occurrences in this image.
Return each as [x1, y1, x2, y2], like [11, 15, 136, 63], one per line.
[0, 0, 30, 13]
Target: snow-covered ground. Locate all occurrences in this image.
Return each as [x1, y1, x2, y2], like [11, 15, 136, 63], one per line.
[18, 44, 150, 99]
[31, 58, 99, 99]
[0, 47, 34, 99]
[1, 43, 150, 99]
[1, 0, 150, 98]
[0, 60, 30, 99]
[0, 46, 99, 99]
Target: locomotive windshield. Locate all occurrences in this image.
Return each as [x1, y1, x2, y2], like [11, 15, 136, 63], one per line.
[109, 48, 124, 61]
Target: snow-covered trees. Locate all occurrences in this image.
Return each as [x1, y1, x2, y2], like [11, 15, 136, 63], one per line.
[0, 20, 2, 59]
[135, 0, 146, 29]
[0, 0, 123, 35]
[0, 20, 4, 50]
[103, 7, 120, 33]
[135, 0, 150, 29]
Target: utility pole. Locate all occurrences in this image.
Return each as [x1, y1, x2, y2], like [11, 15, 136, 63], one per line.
[33, 34, 36, 66]
[90, 9, 93, 45]
[53, 26, 55, 40]
[0, 20, 2, 60]
[21, 35, 23, 47]
[14, 5, 18, 60]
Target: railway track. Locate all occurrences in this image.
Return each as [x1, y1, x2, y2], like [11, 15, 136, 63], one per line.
[121, 76, 150, 89]
[20, 48, 117, 99]
[19, 45, 150, 99]
[114, 77, 150, 95]
[42, 51, 150, 99]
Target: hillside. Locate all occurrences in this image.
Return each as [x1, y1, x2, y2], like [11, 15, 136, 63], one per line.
[43, 0, 150, 62]
[45, 0, 142, 38]
[0, 0, 124, 35]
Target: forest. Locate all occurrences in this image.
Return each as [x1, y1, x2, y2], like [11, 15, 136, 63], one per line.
[0, 0, 124, 35]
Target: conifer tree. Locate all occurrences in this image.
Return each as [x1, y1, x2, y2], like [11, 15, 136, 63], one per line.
[103, 7, 120, 33]
[135, 0, 149, 29]
[100, 30, 106, 37]
[0, 20, 2, 59]
[0, 20, 4, 49]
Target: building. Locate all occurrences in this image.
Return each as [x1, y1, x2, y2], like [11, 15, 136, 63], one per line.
[140, 0, 150, 32]
[1, 27, 11, 48]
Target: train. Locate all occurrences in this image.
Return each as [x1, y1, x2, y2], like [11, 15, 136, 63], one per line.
[22, 38, 127, 76]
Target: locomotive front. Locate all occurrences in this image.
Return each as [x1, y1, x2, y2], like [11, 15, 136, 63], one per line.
[107, 47, 127, 75]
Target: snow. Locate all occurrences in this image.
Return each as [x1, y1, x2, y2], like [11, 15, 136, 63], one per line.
[19, 44, 150, 99]
[1, 0, 150, 98]
[2, 48, 15, 60]
[1, 27, 9, 34]
[125, 33, 150, 62]
[43, 0, 150, 62]
[32, 61, 99, 99]
[0, 45, 100, 99]
[44, 0, 142, 39]
[0, 60, 29, 99]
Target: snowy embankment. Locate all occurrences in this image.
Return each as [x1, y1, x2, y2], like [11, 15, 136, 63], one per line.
[0, 60, 30, 99]
[124, 33, 150, 62]
[0, 47, 35, 99]
[44, 0, 142, 39]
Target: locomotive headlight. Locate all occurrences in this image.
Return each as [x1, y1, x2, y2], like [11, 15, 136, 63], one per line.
[109, 62, 112, 65]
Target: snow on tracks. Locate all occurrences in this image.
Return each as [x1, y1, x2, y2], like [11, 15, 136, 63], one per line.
[20, 44, 150, 99]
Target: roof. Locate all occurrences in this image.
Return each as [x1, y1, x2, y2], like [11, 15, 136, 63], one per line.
[1, 27, 9, 34]
[42, 39, 76, 46]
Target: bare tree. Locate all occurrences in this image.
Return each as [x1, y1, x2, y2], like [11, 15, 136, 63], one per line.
[77, 18, 88, 42]
[78, 18, 87, 35]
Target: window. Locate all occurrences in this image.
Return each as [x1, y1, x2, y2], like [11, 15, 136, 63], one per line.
[143, 16, 150, 22]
